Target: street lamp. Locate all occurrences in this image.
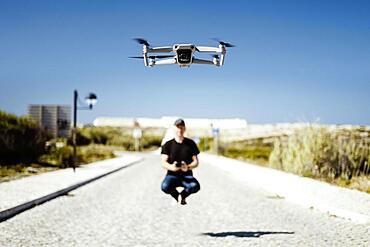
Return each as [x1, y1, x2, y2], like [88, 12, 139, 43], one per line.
[72, 90, 98, 171]
[85, 93, 97, 109]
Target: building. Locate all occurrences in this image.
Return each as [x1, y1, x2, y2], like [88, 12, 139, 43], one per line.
[28, 105, 71, 138]
[93, 116, 248, 129]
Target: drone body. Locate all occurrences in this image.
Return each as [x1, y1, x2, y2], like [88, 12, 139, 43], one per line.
[130, 39, 234, 68]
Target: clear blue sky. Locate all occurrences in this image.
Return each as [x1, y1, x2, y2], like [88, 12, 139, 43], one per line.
[1, 0, 370, 125]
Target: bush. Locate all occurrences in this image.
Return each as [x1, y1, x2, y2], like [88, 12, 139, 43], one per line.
[76, 127, 114, 145]
[75, 131, 91, 146]
[269, 125, 370, 179]
[77, 144, 115, 163]
[39, 142, 115, 167]
[198, 137, 214, 152]
[39, 144, 73, 168]
[141, 134, 162, 150]
[220, 138, 273, 165]
[0, 110, 51, 165]
[107, 134, 134, 150]
[75, 126, 164, 151]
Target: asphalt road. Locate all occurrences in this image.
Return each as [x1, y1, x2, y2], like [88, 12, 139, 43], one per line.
[0, 153, 368, 246]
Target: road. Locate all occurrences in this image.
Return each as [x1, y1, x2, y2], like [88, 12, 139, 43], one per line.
[0, 153, 368, 246]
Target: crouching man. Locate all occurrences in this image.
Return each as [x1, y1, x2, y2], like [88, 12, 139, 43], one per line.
[161, 119, 200, 205]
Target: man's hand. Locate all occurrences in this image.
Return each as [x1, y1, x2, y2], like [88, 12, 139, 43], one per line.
[172, 161, 181, 172]
[180, 161, 188, 172]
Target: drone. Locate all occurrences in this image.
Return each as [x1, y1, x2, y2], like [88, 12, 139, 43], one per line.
[129, 38, 234, 68]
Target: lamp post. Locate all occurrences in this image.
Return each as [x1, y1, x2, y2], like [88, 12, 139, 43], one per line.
[72, 90, 97, 171]
[132, 121, 142, 152]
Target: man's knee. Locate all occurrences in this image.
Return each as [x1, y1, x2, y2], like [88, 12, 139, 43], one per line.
[161, 182, 172, 194]
[190, 182, 200, 193]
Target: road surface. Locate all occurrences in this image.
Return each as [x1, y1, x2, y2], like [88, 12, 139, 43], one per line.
[0, 153, 368, 246]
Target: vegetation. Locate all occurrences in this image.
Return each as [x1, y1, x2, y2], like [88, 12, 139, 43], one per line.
[216, 124, 370, 193]
[39, 140, 116, 168]
[0, 110, 164, 182]
[0, 110, 51, 165]
[0, 164, 58, 183]
[198, 137, 214, 152]
[269, 125, 370, 192]
[75, 126, 164, 151]
[2, 108, 368, 192]
[219, 138, 273, 166]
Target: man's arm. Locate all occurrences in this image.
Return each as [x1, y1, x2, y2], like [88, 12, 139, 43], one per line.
[161, 154, 181, 172]
[187, 155, 199, 170]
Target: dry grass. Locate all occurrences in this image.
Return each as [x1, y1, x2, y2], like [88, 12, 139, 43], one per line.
[0, 145, 121, 183]
[0, 164, 58, 183]
[269, 124, 370, 193]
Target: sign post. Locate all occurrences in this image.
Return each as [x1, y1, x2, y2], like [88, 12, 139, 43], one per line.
[212, 127, 220, 155]
[132, 121, 142, 151]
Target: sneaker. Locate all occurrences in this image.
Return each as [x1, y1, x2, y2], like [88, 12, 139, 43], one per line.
[180, 197, 187, 205]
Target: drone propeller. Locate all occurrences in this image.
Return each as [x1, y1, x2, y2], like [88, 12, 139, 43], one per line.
[133, 38, 150, 46]
[129, 55, 174, 59]
[129, 56, 146, 59]
[212, 38, 235, 47]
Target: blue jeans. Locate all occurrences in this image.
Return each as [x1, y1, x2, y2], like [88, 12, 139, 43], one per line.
[161, 174, 200, 201]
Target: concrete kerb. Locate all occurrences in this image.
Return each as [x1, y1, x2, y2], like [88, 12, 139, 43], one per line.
[200, 153, 370, 225]
[0, 155, 143, 223]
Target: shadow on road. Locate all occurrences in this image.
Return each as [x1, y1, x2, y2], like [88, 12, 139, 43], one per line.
[201, 231, 294, 238]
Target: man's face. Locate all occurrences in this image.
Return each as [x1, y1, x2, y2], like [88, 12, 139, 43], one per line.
[174, 125, 186, 138]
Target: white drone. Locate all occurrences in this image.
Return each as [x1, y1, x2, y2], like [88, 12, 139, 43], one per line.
[130, 38, 234, 68]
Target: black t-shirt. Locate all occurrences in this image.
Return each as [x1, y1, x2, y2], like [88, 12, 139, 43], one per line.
[161, 138, 200, 176]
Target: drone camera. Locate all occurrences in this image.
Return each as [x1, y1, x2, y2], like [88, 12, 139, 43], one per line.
[174, 44, 195, 65]
[177, 50, 192, 64]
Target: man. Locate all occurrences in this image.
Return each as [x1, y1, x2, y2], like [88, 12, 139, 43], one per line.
[161, 119, 200, 205]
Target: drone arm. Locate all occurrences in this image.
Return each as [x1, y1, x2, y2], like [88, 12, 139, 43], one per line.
[147, 46, 173, 53]
[152, 58, 177, 66]
[143, 45, 149, 66]
[143, 54, 149, 66]
[219, 45, 227, 66]
[192, 58, 218, 66]
[195, 46, 221, 53]
[220, 53, 226, 66]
